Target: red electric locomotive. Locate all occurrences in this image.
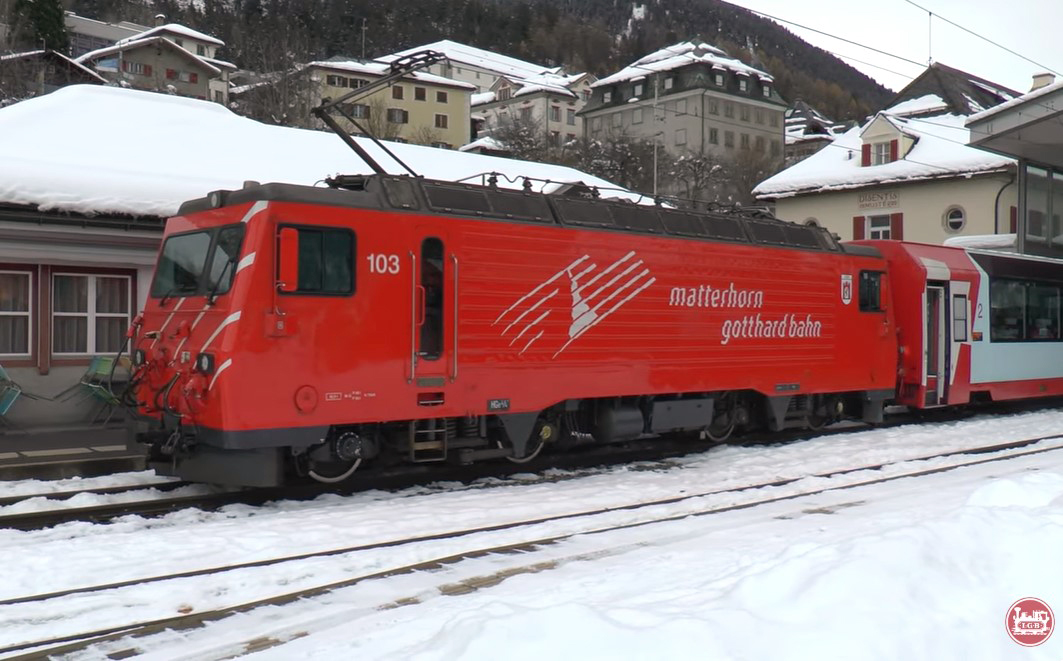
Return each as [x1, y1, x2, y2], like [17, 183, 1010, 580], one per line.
[129, 175, 900, 486]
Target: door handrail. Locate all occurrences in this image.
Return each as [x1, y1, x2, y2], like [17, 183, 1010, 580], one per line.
[450, 253, 459, 382]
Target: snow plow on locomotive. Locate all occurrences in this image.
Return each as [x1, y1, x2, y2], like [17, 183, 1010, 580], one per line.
[128, 174, 902, 486]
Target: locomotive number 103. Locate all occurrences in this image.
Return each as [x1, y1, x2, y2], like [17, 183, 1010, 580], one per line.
[366, 253, 401, 274]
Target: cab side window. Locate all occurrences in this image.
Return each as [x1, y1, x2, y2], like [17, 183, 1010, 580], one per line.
[289, 227, 355, 295]
[859, 271, 883, 312]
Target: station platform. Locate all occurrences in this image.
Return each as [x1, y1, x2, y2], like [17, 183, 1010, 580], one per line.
[0, 423, 146, 481]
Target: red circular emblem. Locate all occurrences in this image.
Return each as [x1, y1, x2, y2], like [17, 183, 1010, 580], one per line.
[1006, 597, 1054, 647]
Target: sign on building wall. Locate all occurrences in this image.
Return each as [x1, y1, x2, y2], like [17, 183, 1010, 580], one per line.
[857, 190, 900, 210]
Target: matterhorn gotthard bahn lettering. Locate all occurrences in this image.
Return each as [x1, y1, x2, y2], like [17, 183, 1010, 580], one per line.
[667, 281, 825, 345]
[495, 251, 830, 354]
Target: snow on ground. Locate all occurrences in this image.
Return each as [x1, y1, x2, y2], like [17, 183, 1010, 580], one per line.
[2, 409, 1063, 659]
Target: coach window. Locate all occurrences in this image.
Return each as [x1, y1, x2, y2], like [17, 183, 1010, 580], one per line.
[1027, 282, 1060, 340]
[286, 227, 355, 295]
[859, 271, 883, 312]
[952, 295, 968, 342]
[989, 280, 1024, 340]
[419, 238, 444, 360]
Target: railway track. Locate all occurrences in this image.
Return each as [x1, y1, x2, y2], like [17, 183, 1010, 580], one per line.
[2, 433, 1060, 659]
[2, 399, 1054, 532]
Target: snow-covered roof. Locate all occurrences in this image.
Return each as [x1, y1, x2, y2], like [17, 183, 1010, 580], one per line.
[784, 99, 843, 145]
[968, 76, 1063, 123]
[309, 60, 477, 90]
[0, 85, 640, 218]
[385, 40, 552, 80]
[943, 233, 1017, 251]
[458, 136, 506, 153]
[116, 23, 224, 47]
[0, 49, 107, 83]
[886, 93, 949, 117]
[511, 71, 585, 99]
[75, 37, 222, 76]
[592, 41, 771, 88]
[755, 112, 1015, 199]
[472, 91, 496, 106]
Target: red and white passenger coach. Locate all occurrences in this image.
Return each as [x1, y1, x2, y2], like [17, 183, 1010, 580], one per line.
[128, 175, 1063, 487]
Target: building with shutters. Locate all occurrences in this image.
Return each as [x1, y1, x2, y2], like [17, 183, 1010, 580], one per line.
[754, 64, 1020, 244]
[75, 22, 235, 104]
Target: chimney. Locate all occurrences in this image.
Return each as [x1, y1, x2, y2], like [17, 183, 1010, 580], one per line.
[154, 13, 166, 27]
[1030, 72, 1055, 92]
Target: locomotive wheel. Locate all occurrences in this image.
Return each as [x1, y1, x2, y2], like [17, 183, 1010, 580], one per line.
[308, 458, 362, 484]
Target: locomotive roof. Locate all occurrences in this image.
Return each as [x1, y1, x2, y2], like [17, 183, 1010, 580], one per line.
[183, 174, 879, 256]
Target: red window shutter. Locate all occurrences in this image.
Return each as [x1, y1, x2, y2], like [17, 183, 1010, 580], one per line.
[1010, 205, 1018, 233]
[889, 139, 899, 162]
[890, 212, 904, 240]
[853, 216, 865, 240]
[861, 143, 871, 166]
[145, 65, 152, 76]
[166, 69, 176, 80]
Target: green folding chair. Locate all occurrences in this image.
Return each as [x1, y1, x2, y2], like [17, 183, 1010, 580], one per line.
[56, 356, 128, 424]
[0, 364, 48, 428]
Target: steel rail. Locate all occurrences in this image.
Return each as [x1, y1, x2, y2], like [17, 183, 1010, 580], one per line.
[3, 434, 1061, 658]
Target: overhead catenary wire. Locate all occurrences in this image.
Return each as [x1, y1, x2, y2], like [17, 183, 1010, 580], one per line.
[902, 0, 1063, 78]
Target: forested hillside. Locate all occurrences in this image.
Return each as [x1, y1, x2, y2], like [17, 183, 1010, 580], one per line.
[66, 0, 893, 121]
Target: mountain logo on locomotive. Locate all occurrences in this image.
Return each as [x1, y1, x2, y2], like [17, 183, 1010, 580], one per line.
[840, 273, 853, 305]
[494, 250, 656, 357]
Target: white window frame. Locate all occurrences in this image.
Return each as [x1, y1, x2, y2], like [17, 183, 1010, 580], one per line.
[675, 128, 687, 146]
[632, 108, 643, 124]
[603, 90, 612, 103]
[0, 270, 32, 358]
[944, 205, 966, 233]
[873, 141, 891, 165]
[664, 77, 674, 90]
[868, 215, 891, 239]
[739, 78, 748, 92]
[51, 273, 132, 357]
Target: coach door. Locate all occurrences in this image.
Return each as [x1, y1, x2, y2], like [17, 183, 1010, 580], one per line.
[408, 234, 456, 394]
[925, 284, 948, 406]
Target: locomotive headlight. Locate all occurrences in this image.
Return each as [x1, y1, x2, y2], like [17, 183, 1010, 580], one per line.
[195, 352, 216, 374]
[132, 348, 146, 366]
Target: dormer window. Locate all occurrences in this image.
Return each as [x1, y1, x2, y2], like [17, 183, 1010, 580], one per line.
[498, 87, 511, 101]
[664, 76, 674, 90]
[739, 78, 748, 92]
[634, 82, 644, 96]
[603, 90, 612, 103]
[873, 142, 891, 165]
[862, 138, 900, 166]
[714, 72, 724, 86]
[762, 85, 771, 97]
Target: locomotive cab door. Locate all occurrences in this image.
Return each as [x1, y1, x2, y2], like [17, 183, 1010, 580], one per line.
[408, 234, 456, 395]
[924, 283, 948, 406]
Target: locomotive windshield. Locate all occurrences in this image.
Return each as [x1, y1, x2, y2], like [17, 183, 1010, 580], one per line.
[151, 225, 245, 299]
